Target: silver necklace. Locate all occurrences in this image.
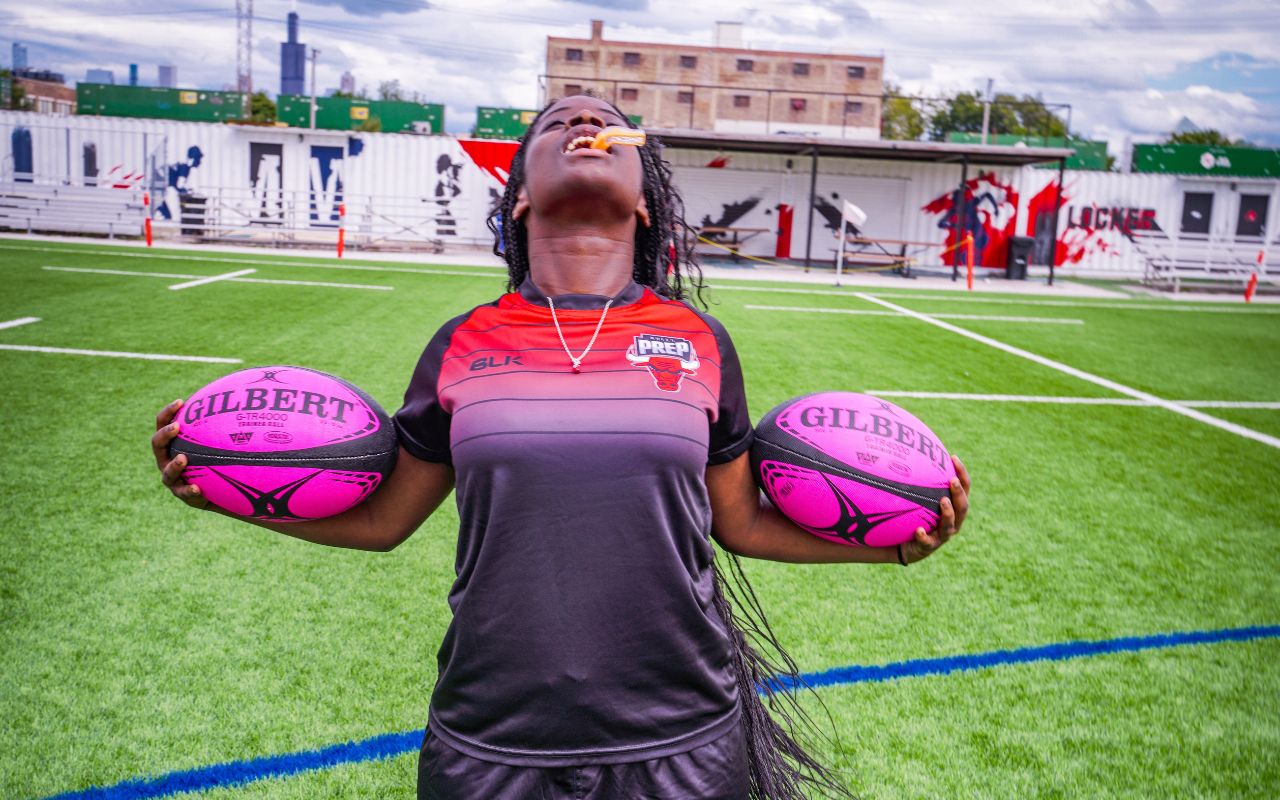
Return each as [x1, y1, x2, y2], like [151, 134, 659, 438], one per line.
[546, 296, 614, 373]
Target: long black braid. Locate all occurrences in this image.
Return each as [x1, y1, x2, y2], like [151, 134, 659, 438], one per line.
[487, 96, 856, 800]
[486, 97, 704, 306]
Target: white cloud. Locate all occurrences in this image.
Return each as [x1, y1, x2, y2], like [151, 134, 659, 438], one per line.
[4, 0, 1277, 142]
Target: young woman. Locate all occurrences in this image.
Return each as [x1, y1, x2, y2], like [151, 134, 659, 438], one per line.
[152, 94, 970, 800]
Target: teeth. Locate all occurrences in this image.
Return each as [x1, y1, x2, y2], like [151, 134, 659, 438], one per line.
[563, 135, 599, 154]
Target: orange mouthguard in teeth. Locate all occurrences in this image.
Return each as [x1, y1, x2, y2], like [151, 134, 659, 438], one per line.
[591, 127, 647, 149]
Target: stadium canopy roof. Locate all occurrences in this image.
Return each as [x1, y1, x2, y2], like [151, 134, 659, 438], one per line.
[649, 128, 1075, 167]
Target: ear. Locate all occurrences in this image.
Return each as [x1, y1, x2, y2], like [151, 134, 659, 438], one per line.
[635, 192, 651, 229]
[513, 186, 531, 221]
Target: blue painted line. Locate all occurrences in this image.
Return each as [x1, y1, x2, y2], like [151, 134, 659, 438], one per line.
[44, 625, 1280, 800]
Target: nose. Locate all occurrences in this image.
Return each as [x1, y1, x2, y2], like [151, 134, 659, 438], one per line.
[566, 106, 606, 130]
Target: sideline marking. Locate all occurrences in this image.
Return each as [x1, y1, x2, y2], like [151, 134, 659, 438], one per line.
[711, 284, 1279, 314]
[0, 243, 503, 278]
[856, 293, 1280, 451]
[0, 344, 241, 364]
[0, 316, 41, 330]
[168, 268, 256, 291]
[863, 392, 1280, 410]
[43, 625, 1280, 800]
[43, 266, 392, 292]
[747, 304, 1084, 325]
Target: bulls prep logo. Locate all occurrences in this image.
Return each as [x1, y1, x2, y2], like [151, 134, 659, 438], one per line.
[627, 334, 699, 392]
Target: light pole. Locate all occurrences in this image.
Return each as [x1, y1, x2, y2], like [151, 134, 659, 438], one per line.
[309, 47, 321, 129]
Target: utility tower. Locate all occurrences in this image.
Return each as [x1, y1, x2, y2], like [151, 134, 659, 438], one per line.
[236, 0, 254, 116]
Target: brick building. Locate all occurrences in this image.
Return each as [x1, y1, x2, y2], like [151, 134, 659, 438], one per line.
[16, 77, 76, 115]
[545, 20, 884, 140]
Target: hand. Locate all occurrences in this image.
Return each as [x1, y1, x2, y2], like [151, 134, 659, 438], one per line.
[899, 455, 970, 565]
[151, 399, 209, 510]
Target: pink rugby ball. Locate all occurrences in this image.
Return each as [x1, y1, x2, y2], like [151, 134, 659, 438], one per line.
[751, 392, 956, 547]
[168, 365, 397, 521]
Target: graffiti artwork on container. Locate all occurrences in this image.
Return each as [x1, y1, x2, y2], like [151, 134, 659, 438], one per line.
[457, 139, 520, 251]
[922, 172, 1019, 267]
[433, 153, 463, 236]
[249, 142, 284, 224]
[309, 145, 344, 226]
[1025, 181, 1162, 266]
[699, 195, 763, 240]
[157, 145, 204, 220]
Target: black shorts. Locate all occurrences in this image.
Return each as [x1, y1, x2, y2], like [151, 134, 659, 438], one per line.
[417, 723, 750, 800]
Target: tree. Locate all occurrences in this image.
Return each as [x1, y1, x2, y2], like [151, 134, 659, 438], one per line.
[880, 83, 926, 141]
[929, 90, 1067, 142]
[377, 80, 405, 102]
[249, 91, 276, 124]
[1165, 129, 1240, 147]
[1, 69, 28, 111]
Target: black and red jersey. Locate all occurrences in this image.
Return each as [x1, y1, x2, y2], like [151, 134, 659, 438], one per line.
[394, 277, 754, 767]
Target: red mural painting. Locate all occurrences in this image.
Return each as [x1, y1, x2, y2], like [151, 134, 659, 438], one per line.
[921, 171, 1019, 267]
[458, 139, 519, 186]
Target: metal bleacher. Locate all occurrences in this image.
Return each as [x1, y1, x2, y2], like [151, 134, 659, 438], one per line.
[1132, 230, 1276, 293]
[0, 180, 147, 238]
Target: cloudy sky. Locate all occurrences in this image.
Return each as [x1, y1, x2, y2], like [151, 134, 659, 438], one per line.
[4, 0, 1278, 153]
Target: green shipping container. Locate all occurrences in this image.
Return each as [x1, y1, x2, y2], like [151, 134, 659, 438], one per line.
[1132, 143, 1280, 178]
[472, 106, 645, 140]
[946, 132, 1111, 171]
[76, 83, 246, 122]
[277, 95, 444, 133]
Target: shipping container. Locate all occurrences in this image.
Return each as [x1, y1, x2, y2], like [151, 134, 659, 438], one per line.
[77, 83, 246, 123]
[1133, 143, 1280, 178]
[473, 106, 645, 140]
[4, 110, 1276, 277]
[277, 95, 445, 134]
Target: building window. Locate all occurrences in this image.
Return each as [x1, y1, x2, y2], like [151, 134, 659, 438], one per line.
[737, 59, 754, 72]
[680, 55, 697, 69]
[793, 62, 809, 76]
[623, 52, 642, 66]
[564, 83, 583, 96]
[790, 98, 807, 112]
[677, 91, 694, 104]
[845, 100, 864, 114]
[733, 94, 751, 108]
[847, 65, 866, 79]
[566, 48, 583, 62]
[620, 87, 638, 101]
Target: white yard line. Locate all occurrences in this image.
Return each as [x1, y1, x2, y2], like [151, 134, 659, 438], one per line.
[712, 284, 1277, 314]
[863, 392, 1280, 410]
[0, 344, 241, 363]
[168, 268, 256, 291]
[0, 316, 41, 330]
[746, 304, 1084, 325]
[855, 293, 1280, 450]
[43, 266, 392, 292]
[3, 243, 501, 278]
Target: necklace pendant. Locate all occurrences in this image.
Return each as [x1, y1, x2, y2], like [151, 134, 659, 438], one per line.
[572, 362, 582, 374]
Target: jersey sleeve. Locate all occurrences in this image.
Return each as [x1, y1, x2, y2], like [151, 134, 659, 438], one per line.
[700, 311, 754, 465]
[393, 312, 470, 464]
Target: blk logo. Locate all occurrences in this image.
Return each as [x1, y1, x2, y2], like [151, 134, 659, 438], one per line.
[470, 355, 523, 371]
[251, 370, 289, 384]
[229, 432, 253, 445]
[627, 334, 698, 392]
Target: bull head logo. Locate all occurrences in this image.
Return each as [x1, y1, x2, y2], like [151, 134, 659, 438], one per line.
[627, 334, 699, 392]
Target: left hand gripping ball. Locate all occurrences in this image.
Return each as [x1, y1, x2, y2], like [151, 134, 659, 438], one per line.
[168, 365, 398, 521]
[751, 392, 956, 547]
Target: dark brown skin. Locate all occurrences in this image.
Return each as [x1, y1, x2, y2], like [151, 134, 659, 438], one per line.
[151, 94, 970, 565]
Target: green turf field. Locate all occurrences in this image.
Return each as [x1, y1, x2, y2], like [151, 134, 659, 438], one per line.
[2, 237, 1278, 799]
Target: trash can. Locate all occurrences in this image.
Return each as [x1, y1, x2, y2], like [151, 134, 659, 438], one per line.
[1007, 236, 1034, 280]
